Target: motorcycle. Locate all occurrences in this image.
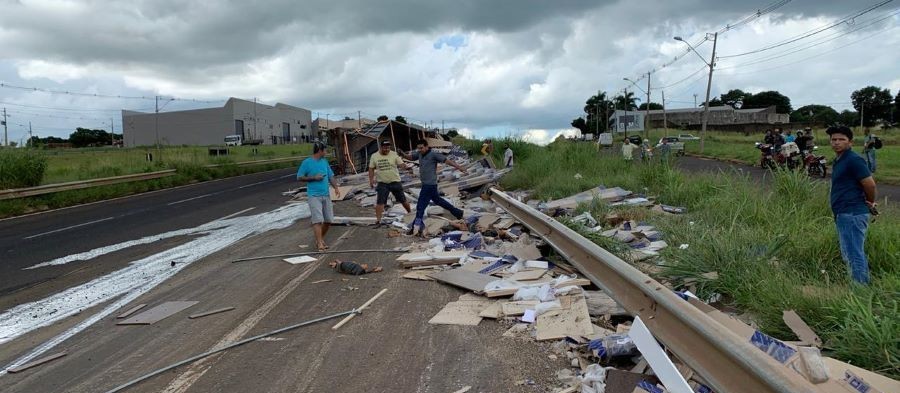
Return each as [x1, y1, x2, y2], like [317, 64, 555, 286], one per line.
[755, 142, 802, 171]
[755, 142, 777, 169]
[802, 146, 828, 178]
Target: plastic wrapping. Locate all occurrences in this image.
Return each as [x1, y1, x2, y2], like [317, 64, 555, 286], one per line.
[588, 334, 639, 359]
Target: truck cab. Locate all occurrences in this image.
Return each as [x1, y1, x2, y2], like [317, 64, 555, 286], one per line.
[224, 135, 242, 146]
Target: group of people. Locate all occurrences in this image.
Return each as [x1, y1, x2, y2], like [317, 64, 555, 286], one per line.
[621, 137, 669, 162]
[764, 127, 816, 154]
[298, 128, 878, 286]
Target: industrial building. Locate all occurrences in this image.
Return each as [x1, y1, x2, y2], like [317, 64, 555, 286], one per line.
[609, 105, 789, 133]
[122, 98, 313, 147]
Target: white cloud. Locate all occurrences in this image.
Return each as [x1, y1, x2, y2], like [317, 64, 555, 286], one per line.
[0, 1, 897, 140]
[522, 128, 580, 145]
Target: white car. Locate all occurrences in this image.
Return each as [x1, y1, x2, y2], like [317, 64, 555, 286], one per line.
[678, 133, 700, 141]
[224, 135, 242, 146]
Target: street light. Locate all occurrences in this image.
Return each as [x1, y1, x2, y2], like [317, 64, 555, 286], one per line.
[674, 33, 718, 154]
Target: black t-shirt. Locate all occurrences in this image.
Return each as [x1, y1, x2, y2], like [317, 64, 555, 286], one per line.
[338, 261, 366, 275]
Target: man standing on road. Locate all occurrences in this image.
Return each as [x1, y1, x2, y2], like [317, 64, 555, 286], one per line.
[297, 142, 341, 252]
[369, 140, 412, 228]
[827, 126, 877, 285]
[622, 138, 636, 162]
[402, 139, 468, 236]
[863, 128, 877, 173]
[503, 144, 514, 168]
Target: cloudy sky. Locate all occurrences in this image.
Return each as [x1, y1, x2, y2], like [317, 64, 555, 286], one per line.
[0, 0, 898, 145]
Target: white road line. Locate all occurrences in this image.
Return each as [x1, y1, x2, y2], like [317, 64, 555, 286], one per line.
[235, 173, 295, 189]
[166, 193, 215, 206]
[216, 207, 255, 221]
[23, 217, 116, 240]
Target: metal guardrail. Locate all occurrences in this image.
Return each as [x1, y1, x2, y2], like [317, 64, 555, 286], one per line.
[0, 156, 307, 201]
[489, 188, 818, 393]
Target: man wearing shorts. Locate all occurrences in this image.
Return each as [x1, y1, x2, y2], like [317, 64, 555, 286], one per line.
[368, 140, 412, 227]
[297, 142, 341, 251]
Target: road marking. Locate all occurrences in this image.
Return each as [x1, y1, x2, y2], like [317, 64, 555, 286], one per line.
[23, 217, 116, 240]
[161, 227, 356, 393]
[166, 193, 215, 206]
[0, 204, 311, 375]
[216, 207, 256, 221]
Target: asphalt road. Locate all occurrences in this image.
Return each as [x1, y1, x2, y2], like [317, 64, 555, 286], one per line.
[676, 155, 900, 202]
[0, 168, 299, 298]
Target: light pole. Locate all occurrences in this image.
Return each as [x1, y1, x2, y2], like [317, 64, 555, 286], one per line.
[675, 34, 717, 154]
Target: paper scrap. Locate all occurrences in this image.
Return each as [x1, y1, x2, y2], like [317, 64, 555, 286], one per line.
[521, 309, 537, 323]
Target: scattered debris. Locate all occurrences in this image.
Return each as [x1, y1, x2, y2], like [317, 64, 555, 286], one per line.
[117, 301, 198, 325]
[6, 352, 67, 374]
[188, 307, 235, 319]
[116, 304, 147, 319]
[329, 260, 382, 275]
[283, 255, 317, 264]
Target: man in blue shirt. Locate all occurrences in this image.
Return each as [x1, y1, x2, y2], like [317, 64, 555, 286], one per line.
[297, 142, 341, 251]
[827, 126, 877, 284]
[402, 139, 468, 236]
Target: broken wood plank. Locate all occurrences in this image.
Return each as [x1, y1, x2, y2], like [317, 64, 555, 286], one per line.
[428, 298, 494, 326]
[478, 300, 505, 319]
[116, 304, 147, 319]
[188, 307, 235, 319]
[311, 279, 331, 284]
[402, 271, 435, 281]
[630, 316, 694, 393]
[6, 352, 67, 373]
[332, 288, 388, 330]
[535, 295, 593, 341]
[117, 301, 198, 325]
[501, 300, 540, 316]
[782, 310, 822, 348]
[428, 269, 495, 293]
[583, 290, 628, 317]
[507, 269, 547, 281]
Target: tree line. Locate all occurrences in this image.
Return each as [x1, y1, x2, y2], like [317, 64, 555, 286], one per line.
[571, 85, 900, 134]
[27, 128, 122, 148]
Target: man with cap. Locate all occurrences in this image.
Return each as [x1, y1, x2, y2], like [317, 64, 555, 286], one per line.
[368, 140, 412, 227]
[827, 126, 877, 284]
[402, 139, 468, 236]
[297, 142, 341, 251]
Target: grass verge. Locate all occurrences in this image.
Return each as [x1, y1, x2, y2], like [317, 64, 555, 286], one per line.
[466, 137, 899, 378]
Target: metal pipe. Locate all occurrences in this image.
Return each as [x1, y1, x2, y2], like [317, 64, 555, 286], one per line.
[104, 309, 357, 393]
[488, 188, 818, 393]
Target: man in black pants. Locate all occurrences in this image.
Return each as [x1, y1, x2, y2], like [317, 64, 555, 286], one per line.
[368, 140, 412, 227]
[402, 139, 468, 236]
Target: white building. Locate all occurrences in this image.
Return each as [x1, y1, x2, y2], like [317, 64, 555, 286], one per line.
[122, 98, 313, 147]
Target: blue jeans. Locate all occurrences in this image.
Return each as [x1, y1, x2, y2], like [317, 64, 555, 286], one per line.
[415, 184, 463, 223]
[835, 213, 870, 284]
[865, 149, 876, 173]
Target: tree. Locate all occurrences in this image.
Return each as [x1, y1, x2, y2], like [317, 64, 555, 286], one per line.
[742, 90, 792, 113]
[571, 117, 589, 134]
[895, 91, 900, 124]
[719, 89, 750, 108]
[581, 91, 615, 133]
[638, 102, 664, 110]
[790, 104, 839, 124]
[69, 128, 111, 147]
[394, 116, 407, 124]
[446, 129, 459, 138]
[837, 110, 859, 127]
[613, 91, 638, 111]
[377, 115, 389, 121]
[851, 86, 892, 127]
[701, 97, 724, 107]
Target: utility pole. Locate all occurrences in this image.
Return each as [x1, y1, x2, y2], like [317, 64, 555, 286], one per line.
[155, 96, 161, 158]
[441, 120, 444, 134]
[2, 107, 7, 147]
[662, 90, 668, 137]
[623, 87, 629, 138]
[110, 117, 115, 146]
[699, 32, 718, 154]
[358, 110, 361, 129]
[28, 121, 33, 147]
[646, 72, 651, 141]
[859, 102, 864, 132]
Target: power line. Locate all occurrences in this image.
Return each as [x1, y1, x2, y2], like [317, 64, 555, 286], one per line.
[0, 82, 225, 104]
[717, 0, 894, 58]
[0, 101, 154, 112]
[717, 8, 900, 70]
[651, 66, 707, 90]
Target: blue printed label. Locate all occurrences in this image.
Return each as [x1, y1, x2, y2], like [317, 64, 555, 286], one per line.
[749, 331, 797, 364]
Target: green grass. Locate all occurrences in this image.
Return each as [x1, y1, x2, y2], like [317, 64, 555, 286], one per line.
[37, 144, 311, 185]
[464, 138, 899, 378]
[0, 148, 48, 188]
[637, 128, 900, 185]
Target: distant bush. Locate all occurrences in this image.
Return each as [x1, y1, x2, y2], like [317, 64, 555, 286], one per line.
[0, 149, 48, 188]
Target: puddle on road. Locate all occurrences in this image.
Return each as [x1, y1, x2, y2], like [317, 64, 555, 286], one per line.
[0, 203, 310, 375]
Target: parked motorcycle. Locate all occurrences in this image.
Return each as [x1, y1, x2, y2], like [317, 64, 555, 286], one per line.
[755, 142, 802, 171]
[802, 146, 828, 178]
[755, 142, 777, 169]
